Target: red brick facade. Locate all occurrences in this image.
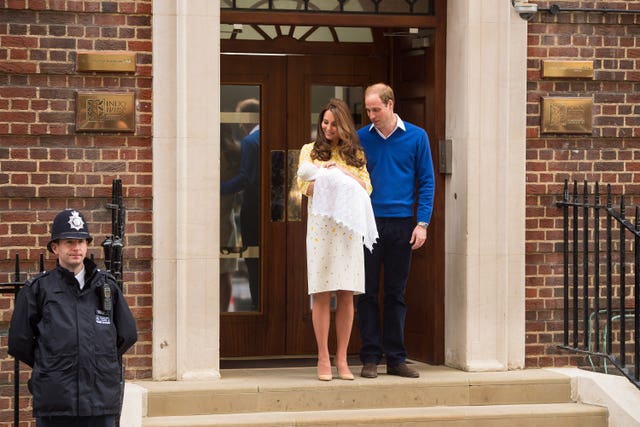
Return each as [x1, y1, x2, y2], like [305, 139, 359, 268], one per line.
[525, 2, 640, 368]
[1, 0, 640, 424]
[0, 1, 152, 424]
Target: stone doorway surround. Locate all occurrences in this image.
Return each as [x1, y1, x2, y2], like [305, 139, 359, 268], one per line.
[150, 0, 527, 380]
[444, 2, 527, 371]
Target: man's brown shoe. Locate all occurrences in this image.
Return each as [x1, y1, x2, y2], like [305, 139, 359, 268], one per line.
[360, 363, 378, 378]
[387, 362, 419, 378]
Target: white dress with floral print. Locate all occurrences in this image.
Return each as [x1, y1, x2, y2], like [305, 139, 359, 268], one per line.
[297, 142, 373, 295]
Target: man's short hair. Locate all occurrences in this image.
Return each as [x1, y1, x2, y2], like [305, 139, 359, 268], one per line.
[236, 98, 260, 114]
[365, 83, 395, 106]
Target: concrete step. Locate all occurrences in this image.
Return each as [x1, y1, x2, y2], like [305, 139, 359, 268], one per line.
[141, 403, 607, 427]
[134, 363, 607, 427]
[137, 364, 574, 417]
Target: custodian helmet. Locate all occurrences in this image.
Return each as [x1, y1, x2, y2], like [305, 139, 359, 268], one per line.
[47, 209, 93, 253]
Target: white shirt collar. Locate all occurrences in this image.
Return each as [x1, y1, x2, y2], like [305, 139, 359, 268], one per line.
[369, 114, 405, 140]
[76, 267, 86, 290]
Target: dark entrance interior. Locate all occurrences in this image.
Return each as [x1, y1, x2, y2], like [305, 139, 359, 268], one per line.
[219, 5, 446, 365]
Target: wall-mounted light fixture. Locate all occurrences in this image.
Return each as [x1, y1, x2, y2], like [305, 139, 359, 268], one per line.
[512, 0, 538, 20]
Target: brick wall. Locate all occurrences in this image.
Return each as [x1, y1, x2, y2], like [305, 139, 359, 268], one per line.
[0, 1, 152, 424]
[4, 0, 639, 422]
[526, 1, 640, 368]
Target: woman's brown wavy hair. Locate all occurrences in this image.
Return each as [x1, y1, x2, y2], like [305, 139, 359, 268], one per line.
[311, 98, 366, 168]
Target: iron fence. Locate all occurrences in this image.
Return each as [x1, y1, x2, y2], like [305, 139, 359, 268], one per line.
[557, 179, 640, 389]
[0, 254, 44, 425]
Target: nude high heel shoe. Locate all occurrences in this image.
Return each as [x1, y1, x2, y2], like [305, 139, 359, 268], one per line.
[317, 361, 333, 381]
[336, 362, 354, 380]
[318, 372, 333, 381]
[338, 370, 354, 380]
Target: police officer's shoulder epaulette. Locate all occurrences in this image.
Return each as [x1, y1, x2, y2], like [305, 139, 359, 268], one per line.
[24, 270, 50, 287]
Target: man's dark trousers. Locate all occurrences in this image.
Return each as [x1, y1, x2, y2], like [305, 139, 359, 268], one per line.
[358, 217, 413, 367]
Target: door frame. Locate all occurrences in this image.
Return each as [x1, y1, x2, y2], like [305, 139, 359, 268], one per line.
[220, 3, 447, 363]
[152, 0, 528, 381]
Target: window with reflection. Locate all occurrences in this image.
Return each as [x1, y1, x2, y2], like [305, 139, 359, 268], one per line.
[220, 85, 261, 312]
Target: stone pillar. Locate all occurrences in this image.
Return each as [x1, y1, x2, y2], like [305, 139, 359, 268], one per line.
[444, 0, 527, 371]
[152, 0, 221, 380]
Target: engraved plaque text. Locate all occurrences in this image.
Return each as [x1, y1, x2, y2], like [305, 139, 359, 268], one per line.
[76, 92, 135, 132]
[77, 52, 136, 72]
[541, 97, 593, 134]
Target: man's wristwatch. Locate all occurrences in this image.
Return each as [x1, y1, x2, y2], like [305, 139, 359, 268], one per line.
[417, 221, 429, 229]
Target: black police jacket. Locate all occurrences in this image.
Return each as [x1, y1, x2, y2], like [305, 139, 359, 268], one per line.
[8, 258, 137, 417]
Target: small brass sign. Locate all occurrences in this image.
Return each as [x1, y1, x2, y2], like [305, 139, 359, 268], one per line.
[542, 60, 593, 78]
[76, 92, 135, 132]
[77, 51, 136, 72]
[542, 97, 593, 134]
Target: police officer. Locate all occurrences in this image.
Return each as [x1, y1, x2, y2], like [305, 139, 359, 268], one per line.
[8, 209, 138, 427]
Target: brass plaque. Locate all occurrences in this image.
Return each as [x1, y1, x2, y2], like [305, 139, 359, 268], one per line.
[542, 97, 593, 134]
[542, 60, 593, 78]
[76, 92, 135, 132]
[77, 51, 136, 72]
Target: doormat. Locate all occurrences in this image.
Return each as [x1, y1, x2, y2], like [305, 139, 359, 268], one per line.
[220, 355, 365, 369]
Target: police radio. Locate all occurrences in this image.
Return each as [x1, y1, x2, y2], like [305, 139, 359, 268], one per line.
[102, 284, 112, 313]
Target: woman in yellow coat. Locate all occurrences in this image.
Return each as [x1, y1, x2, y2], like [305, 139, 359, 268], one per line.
[297, 98, 376, 381]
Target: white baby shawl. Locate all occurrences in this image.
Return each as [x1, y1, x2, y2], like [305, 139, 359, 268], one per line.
[298, 162, 378, 251]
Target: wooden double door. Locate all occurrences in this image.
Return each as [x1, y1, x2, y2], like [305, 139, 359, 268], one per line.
[220, 46, 445, 363]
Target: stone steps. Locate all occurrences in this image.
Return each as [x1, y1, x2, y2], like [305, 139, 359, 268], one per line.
[134, 363, 607, 426]
[141, 403, 605, 426]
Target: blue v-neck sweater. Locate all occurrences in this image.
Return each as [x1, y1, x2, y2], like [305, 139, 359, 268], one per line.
[358, 121, 435, 224]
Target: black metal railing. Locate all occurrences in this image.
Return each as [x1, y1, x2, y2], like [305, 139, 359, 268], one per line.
[557, 179, 640, 389]
[0, 254, 45, 426]
[103, 178, 126, 291]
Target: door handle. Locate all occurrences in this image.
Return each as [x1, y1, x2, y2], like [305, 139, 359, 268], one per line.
[270, 149, 302, 222]
[287, 149, 301, 222]
[270, 150, 285, 222]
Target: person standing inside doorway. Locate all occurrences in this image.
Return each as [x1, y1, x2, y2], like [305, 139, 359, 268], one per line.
[221, 98, 261, 311]
[8, 209, 138, 426]
[219, 123, 241, 311]
[357, 83, 435, 379]
[297, 98, 377, 381]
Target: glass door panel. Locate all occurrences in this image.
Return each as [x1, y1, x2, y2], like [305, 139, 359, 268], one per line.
[220, 85, 261, 313]
[220, 55, 287, 357]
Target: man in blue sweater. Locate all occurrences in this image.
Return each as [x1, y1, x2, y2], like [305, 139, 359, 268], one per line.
[357, 83, 435, 379]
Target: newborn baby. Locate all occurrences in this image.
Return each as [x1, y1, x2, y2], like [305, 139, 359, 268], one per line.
[297, 161, 378, 251]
